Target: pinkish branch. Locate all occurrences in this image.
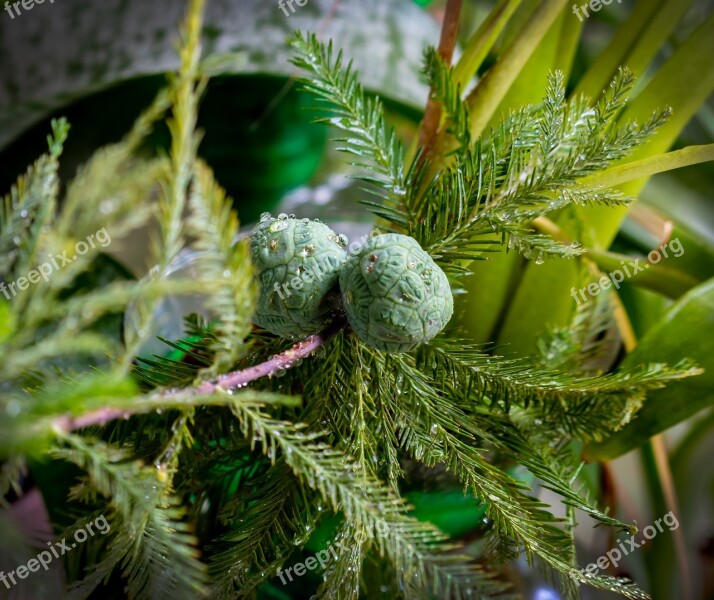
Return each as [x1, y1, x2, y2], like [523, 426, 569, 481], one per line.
[191, 318, 344, 394]
[54, 320, 345, 433]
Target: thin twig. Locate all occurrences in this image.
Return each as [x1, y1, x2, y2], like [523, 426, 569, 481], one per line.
[418, 0, 463, 157]
[54, 409, 136, 433]
[54, 320, 346, 433]
[191, 319, 344, 394]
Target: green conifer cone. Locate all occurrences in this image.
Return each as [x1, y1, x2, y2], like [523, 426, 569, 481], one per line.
[250, 213, 347, 337]
[339, 233, 453, 352]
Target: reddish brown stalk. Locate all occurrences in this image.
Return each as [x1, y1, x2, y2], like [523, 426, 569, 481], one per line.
[417, 0, 463, 158]
[54, 320, 345, 433]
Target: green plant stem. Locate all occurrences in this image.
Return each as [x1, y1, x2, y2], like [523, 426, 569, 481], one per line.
[645, 437, 693, 600]
[579, 144, 714, 189]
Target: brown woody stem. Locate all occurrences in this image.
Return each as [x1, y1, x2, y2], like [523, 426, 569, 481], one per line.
[418, 0, 464, 156]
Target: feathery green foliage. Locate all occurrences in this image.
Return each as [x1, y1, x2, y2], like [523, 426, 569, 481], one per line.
[292, 33, 669, 275]
[0, 2, 703, 600]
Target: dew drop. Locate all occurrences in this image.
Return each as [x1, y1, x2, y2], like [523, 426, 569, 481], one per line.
[269, 221, 288, 232]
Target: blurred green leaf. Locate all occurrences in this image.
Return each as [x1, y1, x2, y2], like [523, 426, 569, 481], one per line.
[574, 0, 695, 98]
[454, 0, 523, 90]
[586, 277, 714, 460]
[0, 297, 13, 343]
[466, 0, 570, 139]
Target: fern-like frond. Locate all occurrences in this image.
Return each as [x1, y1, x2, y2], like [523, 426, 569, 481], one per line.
[229, 398, 505, 599]
[376, 352, 649, 598]
[314, 521, 368, 600]
[208, 460, 317, 598]
[54, 434, 208, 600]
[290, 32, 410, 223]
[132, 321, 215, 389]
[187, 161, 255, 373]
[419, 71, 667, 265]
[422, 339, 700, 416]
[0, 119, 68, 281]
[124, 0, 206, 366]
[423, 46, 471, 150]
